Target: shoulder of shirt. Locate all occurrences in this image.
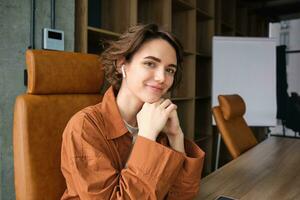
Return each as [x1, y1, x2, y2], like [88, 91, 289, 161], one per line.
[63, 102, 105, 137]
[72, 102, 103, 121]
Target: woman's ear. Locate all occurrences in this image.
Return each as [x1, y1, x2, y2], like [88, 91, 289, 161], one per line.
[116, 57, 126, 73]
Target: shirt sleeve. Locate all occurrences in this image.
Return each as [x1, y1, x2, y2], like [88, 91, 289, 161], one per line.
[61, 112, 186, 200]
[166, 139, 205, 200]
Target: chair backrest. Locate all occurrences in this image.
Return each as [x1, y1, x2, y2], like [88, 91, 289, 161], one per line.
[212, 94, 258, 159]
[13, 50, 104, 200]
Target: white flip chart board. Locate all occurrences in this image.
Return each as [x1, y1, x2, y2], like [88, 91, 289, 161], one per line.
[212, 36, 277, 126]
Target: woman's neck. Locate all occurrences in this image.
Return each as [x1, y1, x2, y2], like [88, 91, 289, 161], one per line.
[116, 85, 143, 127]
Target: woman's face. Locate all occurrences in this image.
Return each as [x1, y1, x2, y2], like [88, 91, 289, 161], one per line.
[121, 38, 177, 103]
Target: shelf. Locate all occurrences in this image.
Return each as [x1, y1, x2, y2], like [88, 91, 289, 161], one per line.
[248, 15, 268, 37]
[88, 27, 121, 37]
[236, 5, 248, 36]
[196, 0, 214, 17]
[138, 0, 171, 29]
[196, 52, 211, 58]
[176, 99, 195, 140]
[171, 97, 194, 101]
[221, 21, 234, 31]
[87, 28, 120, 54]
[171, 55, 195, 98]
[183, 50, 196, 55]
[194, 98, 212, 142]
[172, 0, 195, 11]
[235, 30, 245, 36]
[196, 57, 211, 98]
[221, 0, 236, 29]
[194, 133, 213, 175]
[195, 96, 211, 100]
[194, 134, 211, 142]
[196, 20, 214, 57]
[194, 97, 213, 175]
[196, 8, 213, 21]
[220, 22, 235, 36]
[172, 8, 196, 53]
[88, 0, 132, 33]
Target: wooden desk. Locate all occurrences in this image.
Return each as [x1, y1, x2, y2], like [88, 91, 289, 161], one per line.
[197, 137, 300, 200]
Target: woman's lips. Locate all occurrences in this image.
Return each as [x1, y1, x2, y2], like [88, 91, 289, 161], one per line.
[146, 84, 164, 92]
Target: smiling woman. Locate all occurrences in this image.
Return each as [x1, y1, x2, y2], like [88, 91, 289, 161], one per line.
[60, 24, 205, 200]
[118, 39, 177, 104]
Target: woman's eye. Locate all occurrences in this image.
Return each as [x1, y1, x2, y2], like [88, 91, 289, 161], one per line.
[144, 61, 155, 68]
[166, 68, 176, 74]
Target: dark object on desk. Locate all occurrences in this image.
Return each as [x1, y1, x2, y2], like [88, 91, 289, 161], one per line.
[215, 195, 237, 200]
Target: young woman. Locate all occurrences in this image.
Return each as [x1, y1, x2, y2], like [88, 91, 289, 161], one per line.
[61, 24, 205, 200]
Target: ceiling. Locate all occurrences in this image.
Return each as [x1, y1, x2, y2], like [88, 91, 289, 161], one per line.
[241, 0, 300, 22]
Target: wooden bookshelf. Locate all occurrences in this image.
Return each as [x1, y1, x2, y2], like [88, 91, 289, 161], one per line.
[236, 4, 248, 36]
[172, 55, 195, 98]
[138, 0, 171, 30]
[75, 0, 137, 53]
[175, 99, 196, 139]
[215, 0, 268, 37]
[221, 0, 236, 29]
[195, 0, 214, 175]
[196, 56, 211, 98]
[172, 4, 196, 53]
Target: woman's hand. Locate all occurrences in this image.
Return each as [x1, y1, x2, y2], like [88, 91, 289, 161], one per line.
[163, 109, 182, 137]
[163, 109, 186, 154]
[137, 99, 177, 141]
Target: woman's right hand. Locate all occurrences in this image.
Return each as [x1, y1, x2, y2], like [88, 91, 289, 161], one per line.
[137, 99, 177, 141]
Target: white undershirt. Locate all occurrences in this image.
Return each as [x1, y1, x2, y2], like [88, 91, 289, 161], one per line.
[123, 120, 138, 144]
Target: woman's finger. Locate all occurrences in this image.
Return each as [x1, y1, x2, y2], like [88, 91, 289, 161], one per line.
[160, 99, 172, 109]
[165, 103, 177, 115]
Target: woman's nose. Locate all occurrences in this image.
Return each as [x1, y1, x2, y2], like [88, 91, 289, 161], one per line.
[154, 68, 165, 83]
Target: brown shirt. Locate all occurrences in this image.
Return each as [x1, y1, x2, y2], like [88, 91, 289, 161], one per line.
[61, 86, 205, 200]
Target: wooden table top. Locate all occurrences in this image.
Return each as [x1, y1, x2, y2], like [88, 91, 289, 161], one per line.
[196, 136, 300, 200]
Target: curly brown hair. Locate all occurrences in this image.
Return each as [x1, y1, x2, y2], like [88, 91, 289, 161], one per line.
[100, 23, 183, 91]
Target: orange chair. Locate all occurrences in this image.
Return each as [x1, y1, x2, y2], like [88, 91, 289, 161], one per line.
[13, 50, 104, 200]
[212, 94, 258, 160]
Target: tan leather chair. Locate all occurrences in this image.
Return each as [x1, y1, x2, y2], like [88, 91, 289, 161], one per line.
[13, 50, 104, 200]
[212, 94, 258, 159]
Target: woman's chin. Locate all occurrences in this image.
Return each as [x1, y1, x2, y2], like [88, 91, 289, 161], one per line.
[139, 88, 168, 103]
[142, 96, 162, 103]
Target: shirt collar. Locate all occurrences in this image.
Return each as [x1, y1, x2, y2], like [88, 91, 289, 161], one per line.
[100, 86, 128, 140]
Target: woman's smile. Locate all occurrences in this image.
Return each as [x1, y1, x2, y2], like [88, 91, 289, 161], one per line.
[145, 83, 164, 93]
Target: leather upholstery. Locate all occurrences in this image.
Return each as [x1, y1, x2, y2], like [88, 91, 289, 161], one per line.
[13, 50, 104, 200]
[218, 94, 246, 120]
[26, 50, 104, 94]
[212, 94, 257, 159]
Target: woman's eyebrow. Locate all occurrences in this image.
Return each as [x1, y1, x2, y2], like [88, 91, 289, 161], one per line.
[144, 56, 177, 68]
